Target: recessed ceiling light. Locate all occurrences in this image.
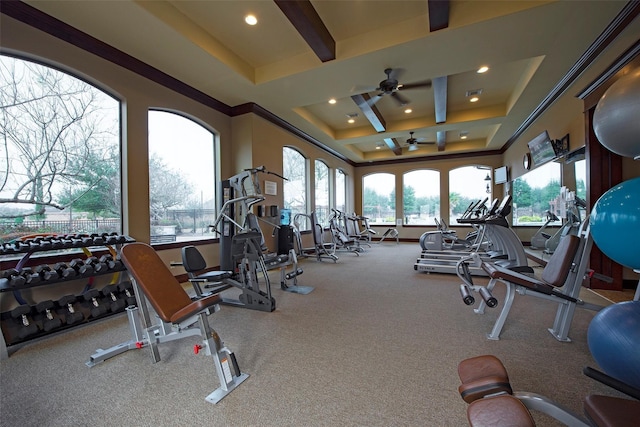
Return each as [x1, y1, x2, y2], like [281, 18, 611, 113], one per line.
[245, 14, 257, 25]
[348, 118, 355, 124]
[376, 145, 381, 150]
[328, 98, 337, 104]
[404, 108, 412, 114]
[469, 97, 479, 103]
[477, 66, 489, 73]
[460, 131, 468, 140]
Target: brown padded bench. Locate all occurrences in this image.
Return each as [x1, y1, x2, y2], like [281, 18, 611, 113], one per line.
[481, 234, 580, 296]
[467, 394, 535, 427]
[121, 242, 222, 324]
[584, 395, 640, 427]
[458, 355, 512, 404]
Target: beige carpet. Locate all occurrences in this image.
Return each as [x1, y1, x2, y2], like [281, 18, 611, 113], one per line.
[0, 243, 623, 427]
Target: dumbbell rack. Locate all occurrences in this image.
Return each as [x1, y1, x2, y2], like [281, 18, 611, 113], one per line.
[0, 233, 135, 359]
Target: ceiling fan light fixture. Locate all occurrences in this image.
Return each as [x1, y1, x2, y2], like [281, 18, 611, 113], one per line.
[477, 66, 489, 73]
[469, 97, 479, 103]
[460, 131, 468, 139]
[244, 14, 257, 25]
[328, 98, 336, 104]
[408, 144, 418, 152]
[404, 108, 412, 114]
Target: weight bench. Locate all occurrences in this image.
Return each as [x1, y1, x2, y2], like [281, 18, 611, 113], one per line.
[458, 219, 602, 341]
[89, 242, 248, 404]
[458, 355, 640, 427]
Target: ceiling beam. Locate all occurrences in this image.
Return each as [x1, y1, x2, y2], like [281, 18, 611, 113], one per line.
[427, 0, 450, 32]
[383, 138, 403, 156]
[274, 0, 335, 62]
[351, 93, 386, 133]
[436, 131, 446, 151]
[432, 76, 447, 124]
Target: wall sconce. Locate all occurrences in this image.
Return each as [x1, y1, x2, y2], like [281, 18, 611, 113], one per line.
[485, 173, 491, 193]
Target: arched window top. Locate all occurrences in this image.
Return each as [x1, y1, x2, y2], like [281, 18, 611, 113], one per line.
[449, 165, 492, 223]
[283, 145, 307, 159]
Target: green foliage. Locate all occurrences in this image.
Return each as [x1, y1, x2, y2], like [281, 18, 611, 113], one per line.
[517, 215, 542, 223]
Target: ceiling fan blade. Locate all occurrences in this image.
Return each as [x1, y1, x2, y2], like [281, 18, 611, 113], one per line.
[391, 91, 410, 106]
[417, 140, 436, 145]
[367, 94, 383, 106]
[400, 80, 432, 90]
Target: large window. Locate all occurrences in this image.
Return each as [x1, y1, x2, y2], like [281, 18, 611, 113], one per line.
[336, 169, 347, 214]
[148, 110, 216, 244]
[449, 166, 492, 224]
[403, 170, 440, 225]
[512, 161, 562, 226]
[283, 147, 308, 229]
[574, 159, 586, 201]
[0, 55, 121, 241]
[314, 160, 330, 226]
[363, 173, 395, 225]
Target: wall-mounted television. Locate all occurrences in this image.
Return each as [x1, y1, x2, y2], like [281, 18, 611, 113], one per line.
[494, 166, 509, 184]
[527, 131, 556, 166]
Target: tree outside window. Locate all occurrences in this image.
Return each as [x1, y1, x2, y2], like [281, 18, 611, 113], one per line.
[403, 170, 440, 225]
[363, 173, 395, 225]
[283, 147, 308, 230]
[449, 166, 491, 224]
[336, 169, 346, 214]
[314, 160, 329, 226]
[0, 55, 121, 241]
[512, 162, 562, 226]
[148, 110, 216, 244]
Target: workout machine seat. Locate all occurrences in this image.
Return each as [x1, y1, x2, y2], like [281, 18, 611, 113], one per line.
[182, 245, 233, 296]
[481, 234, 580, 295]
[458, 355, 640, 427]
[120, 242, 248, 403]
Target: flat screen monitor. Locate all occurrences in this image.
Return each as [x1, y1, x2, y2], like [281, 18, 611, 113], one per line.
[527, 131, 556, 166]
[494, 166, 509, 184]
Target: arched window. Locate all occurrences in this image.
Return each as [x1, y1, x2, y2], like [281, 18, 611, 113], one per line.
[449, 166, 492, 224]
[148, 110, 217, 244]
[403, 170, 440, 225]
[0, 55, 121, 239]
[314, 160, 330, 226]
[512, 161, 563, 226]
[283, 147, 308, 230]
[363, 173, 395, 225]
[336, 169, 347, 213]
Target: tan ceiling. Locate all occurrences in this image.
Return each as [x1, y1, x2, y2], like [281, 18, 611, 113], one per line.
[22, 0, 640, 163]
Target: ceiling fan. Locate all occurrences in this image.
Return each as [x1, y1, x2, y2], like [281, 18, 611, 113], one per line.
[405, 131, 435, 151]
[368, 68, 432, 107]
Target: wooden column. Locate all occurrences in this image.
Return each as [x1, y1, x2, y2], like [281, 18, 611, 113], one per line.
[584, 108, 623, 290]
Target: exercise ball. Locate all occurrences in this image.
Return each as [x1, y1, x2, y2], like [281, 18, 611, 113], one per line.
[593, 68, 640, 160]
[590, 177, 640, 270]
[588, 301, 640, 390]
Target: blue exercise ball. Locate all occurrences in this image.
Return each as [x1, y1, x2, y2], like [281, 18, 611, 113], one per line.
[590, 177, 640, 270]
[588, 301, 640, 390]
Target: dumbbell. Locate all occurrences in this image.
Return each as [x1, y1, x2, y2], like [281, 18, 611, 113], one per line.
[10, 305, 39, 339]
[101, 232, 119, 245]
[21, 267, 43, 286]
[34, 264, 60, 282]
[68, 258, 94, 276]
[1, 269, 25, 287]
[101, 284, 126, 312]
[53, 262, 77, 280]
[91, 256, 110, 274]
[118, 281, 137, 306]
[98, 254, 116, 270]
[57, 295, 84, 325]
[35, 300, 62, 332]
[82, 289, 108, 318]
[89, 233, 105, 245]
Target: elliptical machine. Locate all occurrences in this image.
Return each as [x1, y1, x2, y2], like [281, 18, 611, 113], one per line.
[530, 210, 560, 250]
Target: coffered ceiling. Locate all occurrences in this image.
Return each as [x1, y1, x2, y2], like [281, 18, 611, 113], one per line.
[16, 0, 640, 163]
